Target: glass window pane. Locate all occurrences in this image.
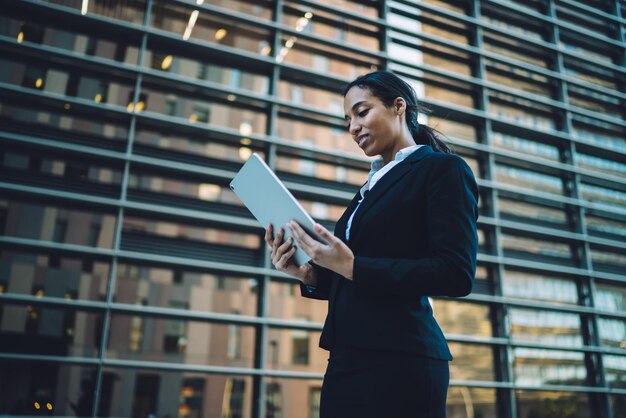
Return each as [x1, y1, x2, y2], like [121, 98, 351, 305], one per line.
[598, 317, 626, 349]
[492, 132, 560, 161]
[498, 197, 570, 230]
[0, 199, 116, 249]
[584, 212, 626, 241]
[495, 164, 563, 195]
[0, 360, 98, 416]
[448, 343, 495, 381]
[501, 233, 575, 266]
[516, 390, 593, 418]
[0, 251, 109, 302]
[143, 44, 270, 94]
[115, 264, 258, 316]
[151, 2, 271, 55]
[590, 246, 626, 275]
[104, 368, 253, 418]
[1, 148, 123, 198]
[43, 0, 146, 24]
[431, 300, 493, 337]
[509, 308, 583, 348]
[263, 378, 323, 418]
[107, 314, 255, 367]
[0, 303, 102, 357]
[595, 283, 626, 312]
[266, 328, 325, 373]
[267, 280, 329, 324]
[447, 387, 497, 418]
[604, 354, 626, 389]
[513, 348, 587, 386]
[0, 101, 129, 151]
[502, 270, 579, 305]
[121, 216, 261, 265]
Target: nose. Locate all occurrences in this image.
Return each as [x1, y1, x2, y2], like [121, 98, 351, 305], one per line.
[349, 119, 361, 136]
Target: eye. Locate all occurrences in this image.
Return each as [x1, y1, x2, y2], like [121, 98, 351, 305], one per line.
[358, 109, 369, 117]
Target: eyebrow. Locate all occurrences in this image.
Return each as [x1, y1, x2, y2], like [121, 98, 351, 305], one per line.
[344, 100, 368, 120]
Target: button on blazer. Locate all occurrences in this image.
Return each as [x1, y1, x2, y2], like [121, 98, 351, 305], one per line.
[301, 145, 479, 361]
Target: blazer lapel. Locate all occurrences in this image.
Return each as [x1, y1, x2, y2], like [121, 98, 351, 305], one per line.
[348, 145, 433, 243]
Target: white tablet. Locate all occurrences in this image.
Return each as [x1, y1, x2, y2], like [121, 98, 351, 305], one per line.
[229, 153, 326, 265]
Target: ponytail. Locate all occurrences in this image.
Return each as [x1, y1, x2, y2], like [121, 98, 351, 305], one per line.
[406, 105, 453, 154]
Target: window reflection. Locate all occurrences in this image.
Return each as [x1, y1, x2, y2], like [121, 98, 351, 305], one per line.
[516, 390, 592, 418]
[598, 317, 626, 349]
[104, 368, 253, 418]
[492, 132, 560, 161]
[121, 216, 261, 264]
[0, 303, 102, 358]
[107, 314, 255, 367]
[281, 3, 380, 51]
[513, 348, 587, 386]
[139, 84, 267, 135]
[0, 102, 129, 149]
[143, 46, 269, 94]
[502, 270, 579, 305]
[0, 199, 116, 248]
[115, 264, 257, 316]
[431, 300, 492, 337]
[495, 164, 563, 195]
[127, 171, 243, 213]
[604, 354, 626, 389]
[263, 378, 324, 418]
[498, 196, 569, 229]
[267, 281, 328, 324]
[580, 183, 626, 210]
[266, 328, 325, 372]
[1, 149, 123, 197]
[447, 387, 497, 418]
[595, 283, 626, 312]
[590, 246, 626, 275]
[133, 128, 264, 166]
[0, 15, 141, 64]
[509, 308, 583, 347]
[42, 0, 146, 24]
[0, 360, 99, 416]
[585, 213, 626, 241]
[151, 1, 271, 55]
[448, 343, 495, 381]
[0, 251, 109, 302]
[501, 233, 575, 265]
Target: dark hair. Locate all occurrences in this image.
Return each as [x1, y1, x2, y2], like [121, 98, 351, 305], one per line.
[343, 71, 453, 154]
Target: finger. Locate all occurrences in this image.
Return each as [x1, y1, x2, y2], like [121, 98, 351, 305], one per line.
[313, 223, 335, 244]
[277, 236, 293, 254]
[288, 221, 318, 248]
[264, 224, 274, 246]
[273, 227, 284, 251]
[288, 222, 317, 258]
[277, 245, 297, 267]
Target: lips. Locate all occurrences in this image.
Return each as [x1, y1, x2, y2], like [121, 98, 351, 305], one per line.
[357, 134, 368, 148]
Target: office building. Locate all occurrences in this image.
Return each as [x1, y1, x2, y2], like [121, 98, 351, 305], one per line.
[0, 0, 624, 417]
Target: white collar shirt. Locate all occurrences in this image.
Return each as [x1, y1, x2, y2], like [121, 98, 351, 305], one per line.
[345, 144, 424, 241]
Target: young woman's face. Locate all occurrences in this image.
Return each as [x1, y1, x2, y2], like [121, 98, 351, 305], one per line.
[343, 86, 401, 158]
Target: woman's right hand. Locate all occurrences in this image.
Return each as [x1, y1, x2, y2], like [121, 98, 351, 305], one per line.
[265, 224, 315, 284]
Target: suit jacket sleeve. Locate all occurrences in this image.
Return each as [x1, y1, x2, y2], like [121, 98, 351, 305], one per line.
[352, 155, 479, 298]
[299, 263, 334, 300]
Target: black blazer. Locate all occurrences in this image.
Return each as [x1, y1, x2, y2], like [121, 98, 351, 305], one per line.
[301, 145, 479, 361]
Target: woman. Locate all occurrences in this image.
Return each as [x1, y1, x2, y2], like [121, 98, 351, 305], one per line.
[264, 71, 479, 418]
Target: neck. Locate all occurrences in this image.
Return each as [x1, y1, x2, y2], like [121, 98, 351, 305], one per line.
[381, 136, 416, 164]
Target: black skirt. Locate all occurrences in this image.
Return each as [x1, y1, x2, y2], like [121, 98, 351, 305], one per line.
[320, 347, 449, 418]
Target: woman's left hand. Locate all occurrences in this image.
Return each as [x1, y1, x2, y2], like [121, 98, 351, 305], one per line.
[287, 221, 354, 280]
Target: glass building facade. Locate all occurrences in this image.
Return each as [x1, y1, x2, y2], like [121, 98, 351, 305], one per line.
[0, 0, 624, 417]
